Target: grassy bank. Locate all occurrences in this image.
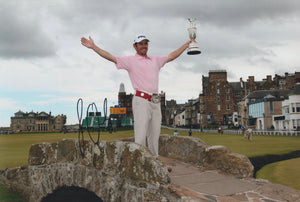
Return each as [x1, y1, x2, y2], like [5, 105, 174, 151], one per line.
[256, 158, 300, 190]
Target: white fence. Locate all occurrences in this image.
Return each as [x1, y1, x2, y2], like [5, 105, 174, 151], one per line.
[222, 129, 300, 136]
[162, 126, 300, 136]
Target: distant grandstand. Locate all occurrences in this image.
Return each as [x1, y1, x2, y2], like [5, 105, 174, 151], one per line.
[82, 116, 133, 128]
[82, 105, 133, 129]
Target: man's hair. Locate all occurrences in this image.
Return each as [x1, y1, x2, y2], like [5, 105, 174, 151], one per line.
[134, 41, 148, 47]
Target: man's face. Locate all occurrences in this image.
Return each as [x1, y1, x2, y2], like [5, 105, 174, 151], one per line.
[134, 40, 148, 56]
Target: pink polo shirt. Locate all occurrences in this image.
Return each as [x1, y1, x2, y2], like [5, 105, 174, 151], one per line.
[115, 54, 169, 94]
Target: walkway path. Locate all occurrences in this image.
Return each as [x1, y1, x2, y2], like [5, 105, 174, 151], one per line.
[159, 156, 300, 202]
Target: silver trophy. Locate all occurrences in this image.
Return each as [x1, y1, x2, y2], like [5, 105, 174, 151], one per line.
[187, 18, 201, 55]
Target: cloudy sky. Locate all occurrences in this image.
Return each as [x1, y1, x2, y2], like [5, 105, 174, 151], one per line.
[1, 0, 300, 127]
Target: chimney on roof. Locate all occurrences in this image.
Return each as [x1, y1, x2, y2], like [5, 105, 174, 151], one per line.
[248, 76, 254, 82]
[285, 72, 288, 78]
[240, 77, 244, 88]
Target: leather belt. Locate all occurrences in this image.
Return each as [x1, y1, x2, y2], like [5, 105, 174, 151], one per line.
[135, 90, 160, 103]
[135, 90, 152, 101]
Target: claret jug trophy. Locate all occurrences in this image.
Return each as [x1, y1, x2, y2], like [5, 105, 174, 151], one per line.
[187, 18, 201, 55]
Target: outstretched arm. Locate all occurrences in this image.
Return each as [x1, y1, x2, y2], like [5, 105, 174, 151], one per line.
[81, 36, 117, 64]
[167, 39, 193, 62]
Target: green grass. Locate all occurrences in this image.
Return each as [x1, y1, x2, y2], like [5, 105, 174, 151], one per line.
[0, 185, 25, 202]
[1, 129, 299, 169]
[161, 128, 300, 157]
[256, 158, 300, 191]
[0, 128, 299, 200]
[0, 131, 134, 169]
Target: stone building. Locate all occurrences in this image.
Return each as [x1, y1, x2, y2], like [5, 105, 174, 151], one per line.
[10, 111, 66, 133]
[199, 70, 299, 128]
[201, 70, 237, 127]
[245, 90, 290, 129]
[273, 72, 299, 90]
[237, 99, 248, 127]
[273, 84, 300, 130]
[165, 99, 177, 126]
[165, 99, 185, 126]
[118, 83, 134, 117]
[175, 110, 186, 127]
[184, 98, 200, 127]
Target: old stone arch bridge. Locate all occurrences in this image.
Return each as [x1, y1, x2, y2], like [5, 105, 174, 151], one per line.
[0, 135, 253, 201]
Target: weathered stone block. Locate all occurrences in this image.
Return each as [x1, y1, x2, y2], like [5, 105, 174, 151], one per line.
[57, 139, 76, 162]
[118, 142, 170, 184]
[28, 144, 44, 165]
[93, 144, 104, 169]
[159, 135, 206, 166]
[203, 145, 254, 178]
[28, 142, 58, 165]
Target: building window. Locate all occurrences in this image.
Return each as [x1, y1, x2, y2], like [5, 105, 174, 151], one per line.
[226, 89, 230, 93]
[218, 105, 220, 111]
[279, 80, 286, 85]
[292, 120, 296, 129]
[296, 103, 300, 112]
[226, 95, 230, 101]
[284, 106, 289, 114]
[217, 89, 220, 94]
[234, 91, 241, 96]
[291, 103, 295, 112]
[227, 105, 230, 110]
[270, 101, 273, 114]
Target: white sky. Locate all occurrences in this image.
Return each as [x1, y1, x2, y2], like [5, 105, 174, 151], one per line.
[1, 0, 300, 127]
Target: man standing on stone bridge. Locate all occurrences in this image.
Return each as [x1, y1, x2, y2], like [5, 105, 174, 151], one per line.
[81, 34, 193, 156]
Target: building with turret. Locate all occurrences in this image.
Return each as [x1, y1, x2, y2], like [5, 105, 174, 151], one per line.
[10, 111, 66, 133]
[118, 83, 134, 117]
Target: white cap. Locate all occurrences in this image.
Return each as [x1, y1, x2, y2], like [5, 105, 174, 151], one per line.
[133, 34, 150, 44]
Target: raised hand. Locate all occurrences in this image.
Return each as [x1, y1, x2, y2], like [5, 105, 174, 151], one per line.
[81, 36, 95, 49]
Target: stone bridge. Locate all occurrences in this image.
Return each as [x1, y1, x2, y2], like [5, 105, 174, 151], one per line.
[0, 135, 254, 201]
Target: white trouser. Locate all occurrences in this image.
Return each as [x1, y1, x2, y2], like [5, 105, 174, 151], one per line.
[132, 96, 161, 156]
